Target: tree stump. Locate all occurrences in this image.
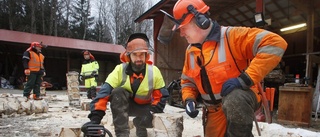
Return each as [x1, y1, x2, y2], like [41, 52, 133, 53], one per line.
[153, 113, 183, 137]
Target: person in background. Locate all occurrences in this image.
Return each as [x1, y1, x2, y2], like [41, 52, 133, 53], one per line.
[80, 50, 99, 99]
[166, 0, 288, 136]
[81, 33, 169, 137]
[22, 42, 47, 100]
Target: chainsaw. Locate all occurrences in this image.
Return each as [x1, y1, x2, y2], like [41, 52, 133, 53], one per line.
[83, 124, 113, 137]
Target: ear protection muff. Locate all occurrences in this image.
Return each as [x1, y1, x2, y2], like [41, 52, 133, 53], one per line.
[187, 5, 210, 30]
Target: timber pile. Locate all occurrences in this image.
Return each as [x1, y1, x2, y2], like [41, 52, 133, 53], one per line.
[66, 71, 80, 107]
[0, 94, 48, 115]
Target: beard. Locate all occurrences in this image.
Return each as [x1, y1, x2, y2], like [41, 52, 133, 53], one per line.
[131, 60, 145, 73]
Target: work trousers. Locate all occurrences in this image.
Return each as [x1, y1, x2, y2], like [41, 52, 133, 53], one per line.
[85, 77, 97, 99]
[222, 88, 260, 137]
[23, 72, 42, 98]
[109, 87, 152, 137]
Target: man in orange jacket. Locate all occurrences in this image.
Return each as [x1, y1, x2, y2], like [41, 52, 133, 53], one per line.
[81, 33, 169, 137]
[165, 0, 288, 136]
[22, 42, 47, 100]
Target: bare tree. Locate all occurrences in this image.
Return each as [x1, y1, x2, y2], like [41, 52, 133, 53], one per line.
[29, 0, 37, 33]
[56, 0, 73, 37]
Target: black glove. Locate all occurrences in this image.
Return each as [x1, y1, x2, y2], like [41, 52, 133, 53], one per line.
[150, 102, 165, 113]
[81, 121, 106, 137]
[91, 71, 98, 77]
[185, 100, 199, 118]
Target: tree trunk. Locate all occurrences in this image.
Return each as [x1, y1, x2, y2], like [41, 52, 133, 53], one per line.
[30, 0, 36, 33]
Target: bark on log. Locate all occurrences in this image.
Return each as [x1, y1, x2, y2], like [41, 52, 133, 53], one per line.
[153, 113, 183, 137]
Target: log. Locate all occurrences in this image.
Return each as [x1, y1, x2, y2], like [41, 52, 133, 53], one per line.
[5, 97, 19, 115]
[152, 113, 183, 137]
[58, 126, 81, 137]
[81, 100, 91, 111]
[30, 100, 49, 114]
[0, 95, 49, 115]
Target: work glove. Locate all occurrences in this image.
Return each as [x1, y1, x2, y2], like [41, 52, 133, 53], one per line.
[185, 100, 199, 118]
[221, 72, 254, 97]
[24, 69, 30, 76]
[91, 71, 98, 77]
[221, 78, 241, 97]
[79, 75, 83, 81]
[150, 102, 165, 113]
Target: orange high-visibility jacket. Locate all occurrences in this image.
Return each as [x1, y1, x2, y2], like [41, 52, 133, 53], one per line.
[181, 25, 287, 103]
[28, 51, 45, 71]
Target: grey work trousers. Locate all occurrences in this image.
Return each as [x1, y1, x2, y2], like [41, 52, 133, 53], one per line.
[109, 87, 152, 137]
[222, 88, 260, 137]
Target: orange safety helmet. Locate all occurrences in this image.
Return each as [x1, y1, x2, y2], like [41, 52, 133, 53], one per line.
[31, 42, 43, 48]
[173, 0, 210, 30]
[82, 50, 95, 60]
[120, 33, 150, 62]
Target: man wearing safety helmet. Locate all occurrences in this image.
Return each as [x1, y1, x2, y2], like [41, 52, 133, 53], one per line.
[22, 42, 47, 100]
[80, 50, 99, 99]
[81, 33, 169, 137]
[165, 0, 288, 136]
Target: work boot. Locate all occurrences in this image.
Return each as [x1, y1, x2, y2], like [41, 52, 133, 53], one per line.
[136, 127, 147, 137]
[133, 117, 149, 137]
[86, 89, 91, 99]
[33, 94, 43, 100]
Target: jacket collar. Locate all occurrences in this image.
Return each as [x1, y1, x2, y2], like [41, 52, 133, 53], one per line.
[205, 21, 221, 42]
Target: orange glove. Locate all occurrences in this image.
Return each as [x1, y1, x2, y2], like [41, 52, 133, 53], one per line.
[24, 69, 30, 75]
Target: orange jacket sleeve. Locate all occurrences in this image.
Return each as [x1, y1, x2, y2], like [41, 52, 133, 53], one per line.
[227, 27, 287, 84]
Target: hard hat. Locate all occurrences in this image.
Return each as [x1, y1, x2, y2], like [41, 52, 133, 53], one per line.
[173, 0, 210, 30]
[125, 33, 149, 55]
[31, 42, 44, 48]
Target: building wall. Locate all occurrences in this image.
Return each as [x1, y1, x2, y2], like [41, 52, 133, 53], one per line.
[155, 32, 188, 86]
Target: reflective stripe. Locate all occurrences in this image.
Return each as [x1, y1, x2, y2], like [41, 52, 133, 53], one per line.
[181, 74, 196, 84]
[22, 56, 30, 60]
[190, 52, 195, 69]
[147, 64, 153, 95]
[257, 45, 285, 57]
[218, 27, 228, 63]
[201, 94, 222, 101]
[121, 63, 128, 86]
[253, 30, 270, 56]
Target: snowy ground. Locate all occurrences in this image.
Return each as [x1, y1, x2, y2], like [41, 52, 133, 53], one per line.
[0, 89, 320, 137]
